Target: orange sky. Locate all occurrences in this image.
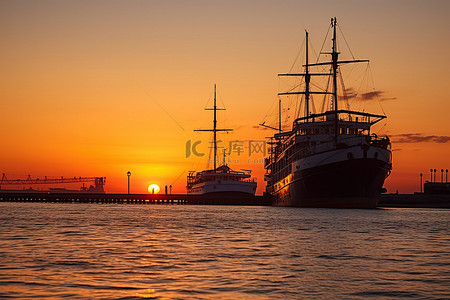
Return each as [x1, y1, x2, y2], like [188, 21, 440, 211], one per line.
[1, 0, 450, 194]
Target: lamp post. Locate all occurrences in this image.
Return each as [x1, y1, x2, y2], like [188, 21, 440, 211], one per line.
[446, 169, 448, 183]
[441, 169, 444, 183]
[434, 169, 437, 183]
[430, 169, 433, 182]
[127, 171, 131, 194]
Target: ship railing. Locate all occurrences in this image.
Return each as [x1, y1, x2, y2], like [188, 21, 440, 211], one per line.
[293, 110, 386, 127]
[216, 169, 251, 176]
[187, 176, 257, 185]
[369, 134, 391, 149]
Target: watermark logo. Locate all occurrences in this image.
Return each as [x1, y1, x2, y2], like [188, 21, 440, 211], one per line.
[249, 140, 267, 156]
[185, 139, 267, 163]
[229, 140, 245, 156]
[185, 140, 205, 158]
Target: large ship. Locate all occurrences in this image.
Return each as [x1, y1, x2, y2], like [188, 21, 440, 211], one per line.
[187, 85, 257, 195]
[264, 18, 392, 208]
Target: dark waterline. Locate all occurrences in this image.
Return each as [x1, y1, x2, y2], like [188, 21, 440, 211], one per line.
[0, 203, 449, 299]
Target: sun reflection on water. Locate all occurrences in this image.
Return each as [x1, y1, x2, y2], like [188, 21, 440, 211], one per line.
[135, 289, 158, 298]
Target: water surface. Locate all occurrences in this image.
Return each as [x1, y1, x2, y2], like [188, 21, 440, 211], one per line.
[0, 203, 449, 299]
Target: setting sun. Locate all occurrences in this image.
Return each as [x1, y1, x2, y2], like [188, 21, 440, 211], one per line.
[148, 184, 160, 194]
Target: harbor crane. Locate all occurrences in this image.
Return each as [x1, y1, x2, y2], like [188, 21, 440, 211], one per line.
[0, 173, 105, 193]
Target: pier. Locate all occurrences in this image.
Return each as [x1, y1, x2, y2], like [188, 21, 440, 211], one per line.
[0, 191, 272, 206]
[379, 193, 450, 208]
[1, 191, 449, 208]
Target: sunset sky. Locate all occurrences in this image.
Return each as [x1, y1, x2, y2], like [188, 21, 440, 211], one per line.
[1, 0, 449, 194]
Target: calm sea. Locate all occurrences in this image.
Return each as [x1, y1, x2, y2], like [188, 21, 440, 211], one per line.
[0, 203, 449, 299]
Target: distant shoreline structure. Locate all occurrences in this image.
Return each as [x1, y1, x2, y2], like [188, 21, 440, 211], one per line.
[0, 191, 448, 208]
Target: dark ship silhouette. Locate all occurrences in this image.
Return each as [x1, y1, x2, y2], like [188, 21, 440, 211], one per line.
[264, 18, 392, 208]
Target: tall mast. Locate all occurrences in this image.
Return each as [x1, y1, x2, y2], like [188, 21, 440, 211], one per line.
[278, 98, 282, 133]
[194, 84, 233, 170]
[278, 18, 368, 129]
[213, 84, 217, 170]
[259, 98, 284, 132]
[223, 148, 227, 166]
[331, 17, 339, 139]
[305, 30, 310, 120]
[278, 30, 331, 121]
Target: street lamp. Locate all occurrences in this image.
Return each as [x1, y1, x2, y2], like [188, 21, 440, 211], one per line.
[127, 171, 131, 194]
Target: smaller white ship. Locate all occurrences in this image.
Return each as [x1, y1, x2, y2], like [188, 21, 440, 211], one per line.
[187, 85, 257, 196]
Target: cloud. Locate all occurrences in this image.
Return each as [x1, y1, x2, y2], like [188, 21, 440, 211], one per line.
[361, 91, 383, 100]
[344, 88, 396, 101]
[391, 133, 450, 144]
[252, 125, 271, 131]
[344, 87, 357, 98]
[380, 96, 397, 101]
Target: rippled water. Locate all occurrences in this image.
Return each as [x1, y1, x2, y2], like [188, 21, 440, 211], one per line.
[0, 203, 449, 299]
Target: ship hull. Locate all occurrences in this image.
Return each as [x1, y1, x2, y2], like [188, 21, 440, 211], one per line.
[272, 157, 391, 208]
